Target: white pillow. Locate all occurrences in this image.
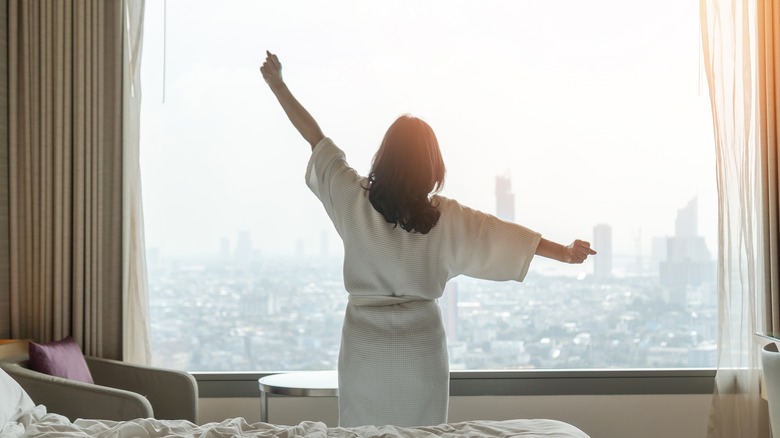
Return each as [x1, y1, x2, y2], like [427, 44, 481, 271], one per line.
[0, 367, 35, 425]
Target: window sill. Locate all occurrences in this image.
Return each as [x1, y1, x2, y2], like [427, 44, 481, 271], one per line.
[193, 369, 716, 398]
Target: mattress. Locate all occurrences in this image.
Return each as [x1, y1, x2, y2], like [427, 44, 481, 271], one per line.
[2, 405, 591, 438]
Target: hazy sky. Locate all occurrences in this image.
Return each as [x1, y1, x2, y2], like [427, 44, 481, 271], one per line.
[139, 0, 716, 273]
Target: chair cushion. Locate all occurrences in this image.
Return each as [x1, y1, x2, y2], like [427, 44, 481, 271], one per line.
[29, 337, 94, 384]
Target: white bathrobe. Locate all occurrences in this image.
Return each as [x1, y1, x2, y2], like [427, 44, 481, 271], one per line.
[306, 138, 542, 428]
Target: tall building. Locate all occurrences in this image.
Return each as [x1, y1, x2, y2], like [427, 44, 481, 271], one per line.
[593, 224, 613, 279]
[675, 197, 697, 237]
[495, 173, 515, 222]
[660, 196, 715, 288]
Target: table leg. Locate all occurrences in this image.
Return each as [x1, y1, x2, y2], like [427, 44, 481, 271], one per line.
[260, 389, 268, 423]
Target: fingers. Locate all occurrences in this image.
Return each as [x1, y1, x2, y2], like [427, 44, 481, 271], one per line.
[260, 60, 277, 73]
[567, 240, 597, 264]
[264, 50, 281, 69]
[259, 51, 281, 77]
[574, 240, 597, 255]
[259, 51, 283, 87]
[259, 65, 272, 81]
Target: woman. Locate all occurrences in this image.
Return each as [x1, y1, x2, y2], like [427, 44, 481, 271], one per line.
[260, 51, 596, 427]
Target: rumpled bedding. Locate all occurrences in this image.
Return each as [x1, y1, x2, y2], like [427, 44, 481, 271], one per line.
[0, 405, 590, 438]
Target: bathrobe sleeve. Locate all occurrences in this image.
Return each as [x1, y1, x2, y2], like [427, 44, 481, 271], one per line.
[305, 137, 363, 235]
[438, 197, 542, 282]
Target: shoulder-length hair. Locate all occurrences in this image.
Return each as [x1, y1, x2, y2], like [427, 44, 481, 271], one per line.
[366, 115, 446, 234]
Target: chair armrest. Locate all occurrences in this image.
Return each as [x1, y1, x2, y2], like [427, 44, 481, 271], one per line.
[86, 357, 198, 422]
[0, 360, 153, 422]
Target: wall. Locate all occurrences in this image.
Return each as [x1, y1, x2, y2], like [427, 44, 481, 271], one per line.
[199, 394, 713, 438]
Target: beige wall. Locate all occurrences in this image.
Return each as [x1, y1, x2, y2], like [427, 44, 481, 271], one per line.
[199, 394, 713, 438]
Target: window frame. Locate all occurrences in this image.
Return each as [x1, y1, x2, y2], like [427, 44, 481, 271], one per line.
[142, 2, 720, 378]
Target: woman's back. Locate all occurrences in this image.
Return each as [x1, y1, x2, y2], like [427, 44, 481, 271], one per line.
[307, 137, 542, 301]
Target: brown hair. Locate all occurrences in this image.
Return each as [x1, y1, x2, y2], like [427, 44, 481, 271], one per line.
[366, 115, 446, 234]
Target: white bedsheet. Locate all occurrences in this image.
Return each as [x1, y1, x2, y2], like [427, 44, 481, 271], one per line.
[1, 406, 590, 438]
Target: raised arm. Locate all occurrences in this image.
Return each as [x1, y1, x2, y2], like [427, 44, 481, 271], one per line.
[536, 238, 597, 264]
[260, 51, 325, 150]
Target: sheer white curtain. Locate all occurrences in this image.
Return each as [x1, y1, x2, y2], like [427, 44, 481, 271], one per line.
[700, 0, 765, 437]
[122, 0, 151, 365]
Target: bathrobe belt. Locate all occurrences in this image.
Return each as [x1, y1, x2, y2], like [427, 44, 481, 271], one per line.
[348, 294, 434, 307]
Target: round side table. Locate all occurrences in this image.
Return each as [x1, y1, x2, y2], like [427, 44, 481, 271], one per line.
[258, 370, 338, 423]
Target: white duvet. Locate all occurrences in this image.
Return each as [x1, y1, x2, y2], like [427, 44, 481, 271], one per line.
[1, 405, 590, 438]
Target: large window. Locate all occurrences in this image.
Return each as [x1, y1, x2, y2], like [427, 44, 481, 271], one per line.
[141, 0, 716, 372]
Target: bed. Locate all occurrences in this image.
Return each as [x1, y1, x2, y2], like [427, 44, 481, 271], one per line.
[1, 367, 590, 438]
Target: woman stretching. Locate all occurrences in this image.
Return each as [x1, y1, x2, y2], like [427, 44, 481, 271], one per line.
[260, 51, 596, 428]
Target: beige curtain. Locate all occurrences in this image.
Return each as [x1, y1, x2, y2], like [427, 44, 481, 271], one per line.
[701, 0, 764, 437]
[759, 0, 780, 335]
[0, 0, 9, 338]
[7, 0, 124, 358]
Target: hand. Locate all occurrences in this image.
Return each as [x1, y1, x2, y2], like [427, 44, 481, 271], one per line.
[260, 50, 284, 88]
[562, 239, 597, 264]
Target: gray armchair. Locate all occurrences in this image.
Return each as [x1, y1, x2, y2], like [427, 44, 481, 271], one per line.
[0, 346, 198, 423]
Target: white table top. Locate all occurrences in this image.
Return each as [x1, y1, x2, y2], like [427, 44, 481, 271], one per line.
[258, 370, 339, 397]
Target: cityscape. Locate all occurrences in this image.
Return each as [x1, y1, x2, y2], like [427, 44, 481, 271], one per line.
[148, 175, 717, 372]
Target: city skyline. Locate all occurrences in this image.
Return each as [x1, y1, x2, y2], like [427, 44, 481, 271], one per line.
[148, 246, 717, 372]
[146, 178, 716, 371]
[144, 176, 717, 263]
[177, 185, 715, 280]
[142, 161, 717, 262]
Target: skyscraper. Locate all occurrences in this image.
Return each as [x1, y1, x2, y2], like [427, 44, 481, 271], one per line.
[495, 173, 515, 222]
[660, 196, 714, 288]
[593, 224, 612, 279]
[675, 197, 697, 237]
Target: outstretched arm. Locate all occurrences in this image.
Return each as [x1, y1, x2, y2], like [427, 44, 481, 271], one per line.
[536, 238, 596, 264]
[260, 51, 325, 150]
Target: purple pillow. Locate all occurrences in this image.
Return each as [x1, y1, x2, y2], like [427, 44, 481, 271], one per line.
[28, 337, 94, 384]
